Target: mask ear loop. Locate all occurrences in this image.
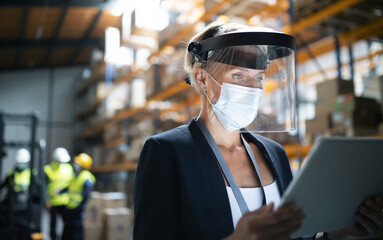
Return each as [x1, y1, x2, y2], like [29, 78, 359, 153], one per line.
[201, 70, 226, 121]
[201, 87, 213, 108]
[201, 86, 218, 120]
[200, 70, 221, 107]
[203, 70, 223, 88]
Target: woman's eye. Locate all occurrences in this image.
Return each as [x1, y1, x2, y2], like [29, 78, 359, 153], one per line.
[233, 74, 243, 80]
[255, 76, 264, 81]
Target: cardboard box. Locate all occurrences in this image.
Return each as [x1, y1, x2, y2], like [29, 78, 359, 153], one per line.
[103, 123, 124, 142]
[144, 63, 164, 98]
[329, 94, 353, 132]
[104, 208, 132, 240]
[84, 223, 104, 240]
[305, 115, 331, 140]
[102, 192, 126, 209]
[125, 136, 146, 161]
[104, 228, 131, 240]
[329, 94, 382, 136]
[84, 192, 103, 226]
[315, 78, 354, 117]
[104, 208, 132, 228]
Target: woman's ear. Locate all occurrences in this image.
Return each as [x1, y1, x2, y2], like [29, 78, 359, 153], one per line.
[194, 68, 207, 90]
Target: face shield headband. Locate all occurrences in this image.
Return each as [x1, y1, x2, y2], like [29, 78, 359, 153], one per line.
[186, 32, 296, 84]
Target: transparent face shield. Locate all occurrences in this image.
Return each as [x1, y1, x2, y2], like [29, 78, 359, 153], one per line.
[187, 31, 296, 133]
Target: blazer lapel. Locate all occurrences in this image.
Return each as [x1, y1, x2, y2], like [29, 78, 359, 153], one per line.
[242, 132, 287, 195]
[187, 118, 290, 239]
[188, 118, 234, 239]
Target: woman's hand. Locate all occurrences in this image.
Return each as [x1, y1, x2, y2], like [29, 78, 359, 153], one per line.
[328, 194, 383, 239]
[224, 203, 305, 240]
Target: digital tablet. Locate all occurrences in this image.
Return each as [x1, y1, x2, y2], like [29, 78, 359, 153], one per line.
[279, 137, 383, 238]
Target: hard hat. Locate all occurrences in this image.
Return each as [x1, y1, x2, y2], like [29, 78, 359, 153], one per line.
[52, 147, 70, 163]
[15, 148, 30, 164]
[74, 153, 92, 170]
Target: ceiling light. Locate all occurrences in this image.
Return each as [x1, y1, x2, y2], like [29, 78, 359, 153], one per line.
[111, 7, 123, 17]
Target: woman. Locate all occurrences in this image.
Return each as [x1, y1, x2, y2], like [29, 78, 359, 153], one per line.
[133, 22, 383, 240]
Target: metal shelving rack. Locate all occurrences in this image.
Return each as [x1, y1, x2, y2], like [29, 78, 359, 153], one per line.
[74, 0, 383, 174]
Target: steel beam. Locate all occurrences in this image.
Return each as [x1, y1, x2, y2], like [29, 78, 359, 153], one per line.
[0, 0, 116, 8]
[0, 64, 88, 72]
[16, 6, 29, 67]
[43, 7, 68, 66]
[297, 18, 383, 64]
[67, 9, 103, 65]
[0, 39, 103, 49]
[297, 34, 329, 81]
[284, 0, 365, 34]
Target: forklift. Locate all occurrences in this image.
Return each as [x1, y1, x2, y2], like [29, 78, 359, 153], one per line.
[0, 112, 45, 240]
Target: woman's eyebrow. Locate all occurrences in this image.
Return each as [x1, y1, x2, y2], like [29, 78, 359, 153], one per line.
[227, 68, 245, 73]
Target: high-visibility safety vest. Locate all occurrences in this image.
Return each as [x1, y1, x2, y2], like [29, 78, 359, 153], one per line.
[44, 163, 74, 206]
[7, 168, 31, 192]
[67, 170, 95, 210]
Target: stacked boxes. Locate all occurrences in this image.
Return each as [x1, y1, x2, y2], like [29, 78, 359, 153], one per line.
[103, 123, 124, 143]
[102, 193, 132, 240]
[104, 208, 133, 240]
[144, 50, 186, 99]
[306, 78, 382, 139]
[102, 192, 126, 209]
[330, 94, 382, 136]
[84, 192, 103, 240]
[144, 63, 165, 98]
[104, 83, 130, 118]
[127, 119, 154, 161]
[84, 192, 133, 240]
[306, 78, 354, 139]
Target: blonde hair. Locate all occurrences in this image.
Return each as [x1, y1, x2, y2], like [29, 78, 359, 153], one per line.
[184, 22, 245, 89]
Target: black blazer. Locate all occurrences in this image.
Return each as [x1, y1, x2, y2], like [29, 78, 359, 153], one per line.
[133, 118, 295, 240]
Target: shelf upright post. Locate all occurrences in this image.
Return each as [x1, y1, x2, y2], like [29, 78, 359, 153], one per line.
[0, 112, 4, 180]
[27, 113, 38, 231]
[288, 0, 303, 167]
[333, 26, 342, 80]
[348, 44, 354, 81]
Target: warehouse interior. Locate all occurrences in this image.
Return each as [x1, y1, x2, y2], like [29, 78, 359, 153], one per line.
[0, 0, 382, 239]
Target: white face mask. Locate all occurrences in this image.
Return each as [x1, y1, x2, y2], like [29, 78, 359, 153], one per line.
[204, 71, 263, 132]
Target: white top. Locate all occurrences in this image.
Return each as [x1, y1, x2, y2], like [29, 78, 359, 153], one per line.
[226, 181, 281, 228]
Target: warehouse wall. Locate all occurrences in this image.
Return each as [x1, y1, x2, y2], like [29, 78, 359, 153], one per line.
[0, 67, 83, 179]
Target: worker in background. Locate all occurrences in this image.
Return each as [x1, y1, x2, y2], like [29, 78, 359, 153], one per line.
[0, 148, 31, 227]
[62, 153, 95, 240]
[0, 148, 31, 193]
[44, 147, 74, 240]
